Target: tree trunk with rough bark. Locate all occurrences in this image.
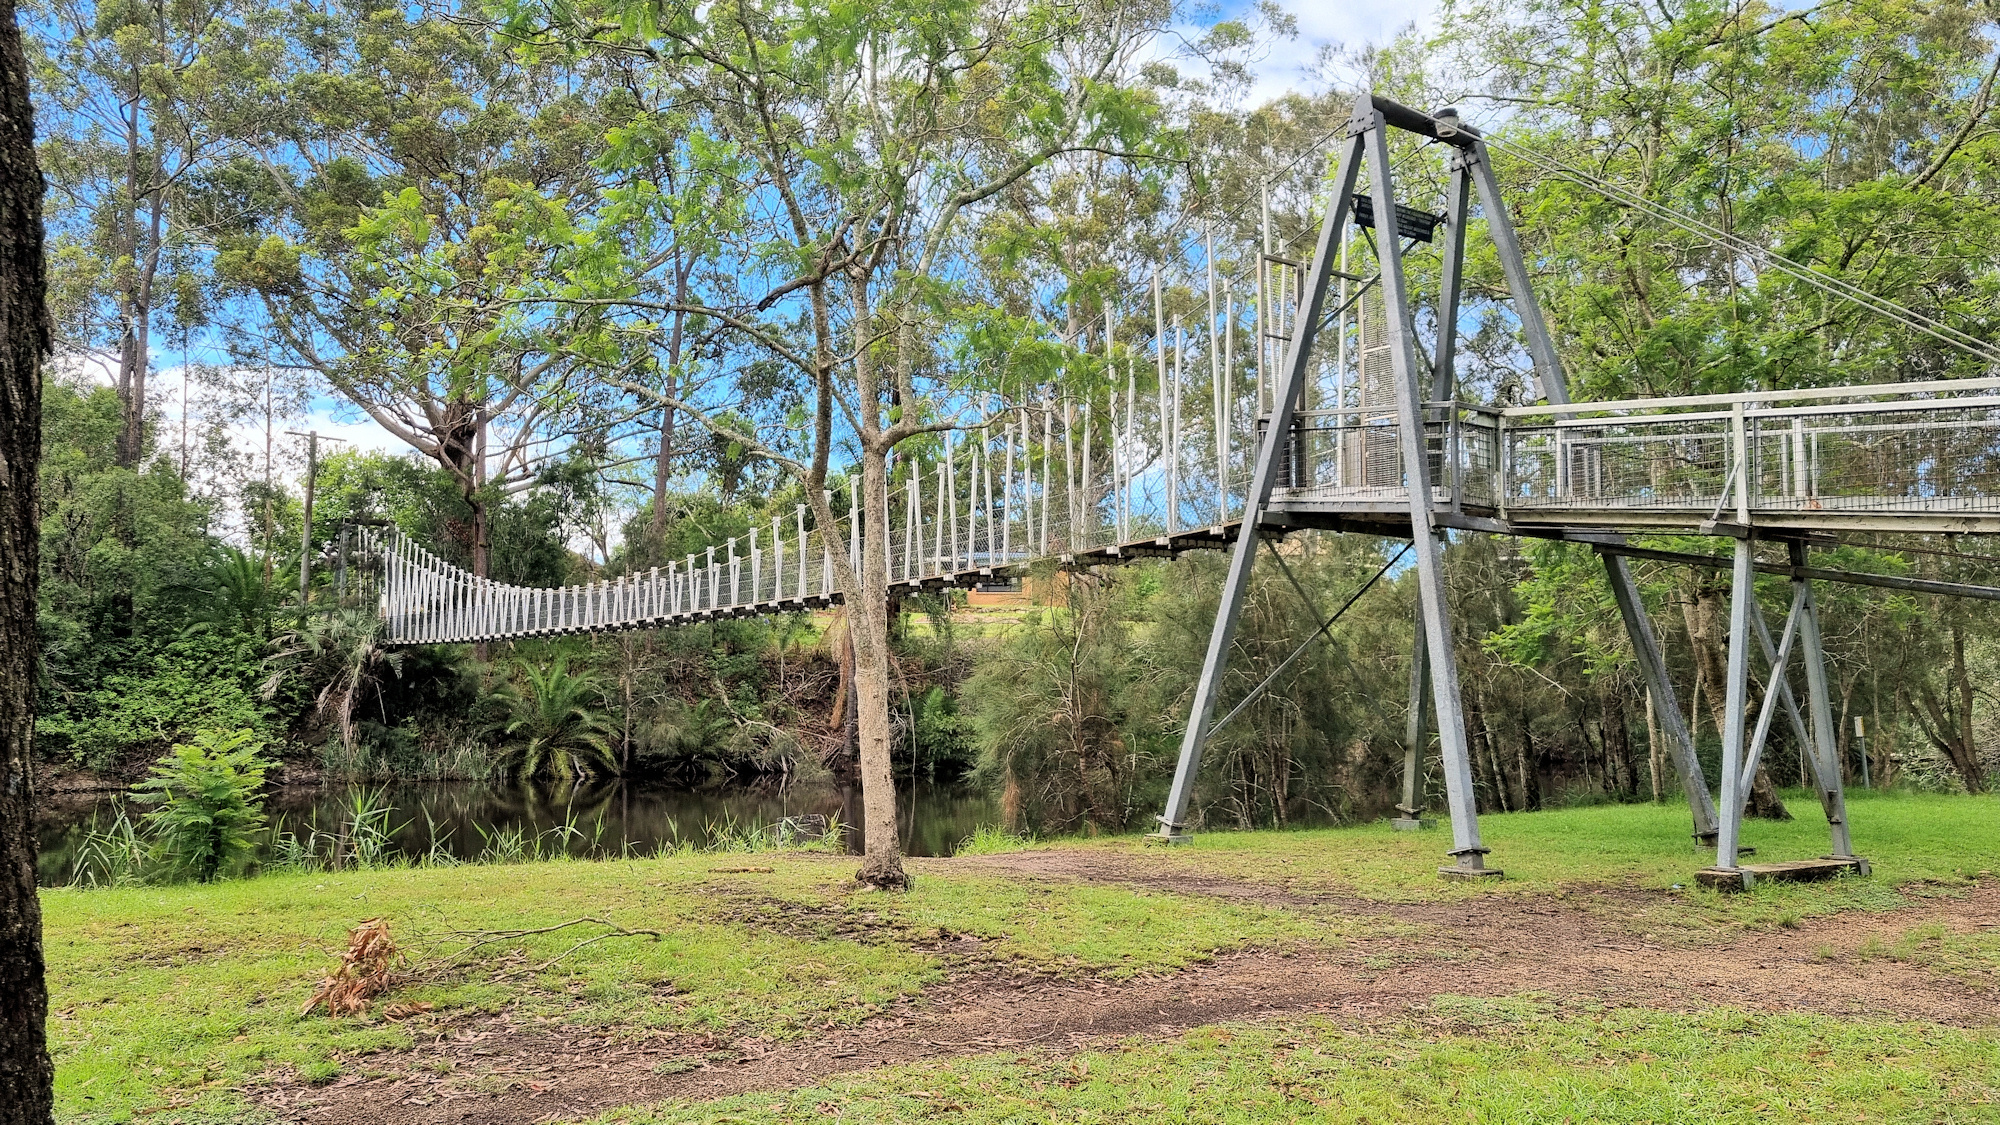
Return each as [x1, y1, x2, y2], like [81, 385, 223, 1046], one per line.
[850, 445, 906, 889]
[0, 1, 53, 1114]
[1681, 583, 1790, 819]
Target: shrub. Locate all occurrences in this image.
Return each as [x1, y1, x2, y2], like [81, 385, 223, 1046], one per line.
[132, 728, 272, 882]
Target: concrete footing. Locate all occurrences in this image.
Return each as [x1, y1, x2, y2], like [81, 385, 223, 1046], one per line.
[1392, 817, 1437, 831]
[1695, 855, 1870, 892]
[1438, 864, 1503, 881]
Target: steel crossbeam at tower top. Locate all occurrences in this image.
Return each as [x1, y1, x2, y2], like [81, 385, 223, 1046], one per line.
[346, 91, 2000, 883]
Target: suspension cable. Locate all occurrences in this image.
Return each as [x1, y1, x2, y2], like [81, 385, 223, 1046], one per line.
[1483, 135, 2000, 370]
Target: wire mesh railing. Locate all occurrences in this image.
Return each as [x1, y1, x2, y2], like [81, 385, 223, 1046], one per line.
[1499, 379, 2000, 520]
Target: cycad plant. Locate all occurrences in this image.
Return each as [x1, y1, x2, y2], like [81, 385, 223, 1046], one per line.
[491, 657, 618, 781]
[132, 729, 271, 883]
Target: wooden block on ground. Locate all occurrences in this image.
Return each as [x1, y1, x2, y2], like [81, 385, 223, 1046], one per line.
[1695, 855, 1870, 892]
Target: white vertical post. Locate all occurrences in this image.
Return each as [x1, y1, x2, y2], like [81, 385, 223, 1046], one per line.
[981, 425, 995, 565]
[728, 538, 739, 605]
[933, 459, 946, 574]
[750, 528, 761, 603]
[1062, 397, 1077, 540]
[847, 475, 859, 578]
[946, 433, 959, 571]
[1261, 181, 1272, 413]
[1154, 269, 1168, 527]
[796, 505, 808, 599]
[964, 436, 975, 569]
[1172, 319, 1183, 532]
[1206, 224, 1222, 520]
[1019, 411, 1033, 552]
[1003, 416, 1015, 561]
[822, 490, 834, 597]
[1039, 406, 1052, 554]
[1224, 282, 1235, 515]
[1124, 357, 1136, 538]
[1081, 400, 1093, 541]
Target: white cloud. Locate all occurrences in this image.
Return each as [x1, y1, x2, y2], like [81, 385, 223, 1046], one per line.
[1170, 0, 1440, 109]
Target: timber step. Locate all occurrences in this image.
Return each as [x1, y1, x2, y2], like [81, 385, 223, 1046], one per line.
[1695, 856, 1871, 892]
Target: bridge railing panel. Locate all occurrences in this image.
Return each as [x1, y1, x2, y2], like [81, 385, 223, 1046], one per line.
[1502, 416, 1734, 513]
[1500, 379, 2000, 521]
[1751, 403, 2000, 513]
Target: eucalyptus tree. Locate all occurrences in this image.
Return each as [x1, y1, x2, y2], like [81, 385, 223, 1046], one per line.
[210, 0, 628, 580]
[1424, 0, 2000, 397]
[500, 0, 1171, 887]
[30, 0, 271, 468]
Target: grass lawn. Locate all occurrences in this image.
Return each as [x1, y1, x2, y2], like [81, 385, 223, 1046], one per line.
[1086, 789, 2000, 935]
[45, 853, 1335, 1122]
[41, 791, 2000, 1123]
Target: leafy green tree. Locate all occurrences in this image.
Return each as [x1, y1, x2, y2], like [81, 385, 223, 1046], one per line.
[211, 0, 624, 582]
[132, 727, 270, 882]
[502, 0, 1171, 888]
[31, 0, 272, 466]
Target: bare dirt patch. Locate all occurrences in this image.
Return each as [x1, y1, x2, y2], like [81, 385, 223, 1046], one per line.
[265, 859, 2000, 1125]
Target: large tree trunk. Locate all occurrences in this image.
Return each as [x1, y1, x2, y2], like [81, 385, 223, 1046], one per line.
[851, 446, 907, 889]
[1681, 583, 1790, 819]
[0, 2, 53, 1115]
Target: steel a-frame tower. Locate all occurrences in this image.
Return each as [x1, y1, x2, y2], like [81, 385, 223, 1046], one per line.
[1150, 91, 1721, 876]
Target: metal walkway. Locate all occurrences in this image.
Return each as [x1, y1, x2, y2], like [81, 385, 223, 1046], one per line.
[346, 92, 2000, 883]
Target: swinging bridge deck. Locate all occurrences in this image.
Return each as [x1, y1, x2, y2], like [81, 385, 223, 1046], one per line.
[348, 375, 2000, 649]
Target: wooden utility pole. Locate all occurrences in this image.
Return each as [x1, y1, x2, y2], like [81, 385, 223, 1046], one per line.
[286, 430, 347, 608]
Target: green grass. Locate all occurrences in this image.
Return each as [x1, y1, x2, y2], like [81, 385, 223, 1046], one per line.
[41, 792, 2000, 1122]
[1075, 789, 2000, 935]
[595, 997, 2000, 1124]
[44, 850, 1338, 1123]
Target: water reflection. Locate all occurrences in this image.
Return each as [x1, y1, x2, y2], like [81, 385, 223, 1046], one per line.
[36, 776, 1001, 885]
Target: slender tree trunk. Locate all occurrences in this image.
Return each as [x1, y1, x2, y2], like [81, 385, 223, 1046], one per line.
[851, 445, 906, 888]
[1645, 690, 1665, 803]
[0, 2, 53, 1113]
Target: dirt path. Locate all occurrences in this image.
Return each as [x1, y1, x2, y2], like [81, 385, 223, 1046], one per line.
[266, 854, 2000, 1125]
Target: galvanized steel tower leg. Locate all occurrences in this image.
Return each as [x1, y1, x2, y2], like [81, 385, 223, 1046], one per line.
[1714, 540, 1757, 869]
[1363, 111, 1494, 878]
[1602, 553, 1719, 841]
[1790, 540, 1858, 860]
[1151, 109, 1368, 842]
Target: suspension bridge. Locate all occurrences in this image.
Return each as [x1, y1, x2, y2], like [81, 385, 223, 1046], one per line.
[342, 92, 2000, 888]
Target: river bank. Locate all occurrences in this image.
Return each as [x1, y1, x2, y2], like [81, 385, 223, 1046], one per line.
[35, 776, 1003, 885]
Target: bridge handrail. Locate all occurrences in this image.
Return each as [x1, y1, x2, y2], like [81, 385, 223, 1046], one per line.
[1498, 375, 2000, 419]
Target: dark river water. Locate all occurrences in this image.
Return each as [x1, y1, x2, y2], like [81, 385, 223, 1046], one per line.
[35, 776, 1003, 885]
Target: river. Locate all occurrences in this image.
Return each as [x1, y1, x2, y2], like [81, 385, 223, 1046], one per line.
[36, 776, 1002, 885]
